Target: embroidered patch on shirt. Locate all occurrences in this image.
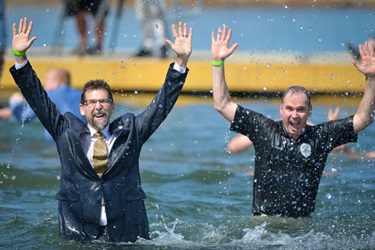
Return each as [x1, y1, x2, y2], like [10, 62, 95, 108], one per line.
[300, 143, 312, 158]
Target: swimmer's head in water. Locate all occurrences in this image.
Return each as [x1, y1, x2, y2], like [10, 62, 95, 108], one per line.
[280, 86, 312, 140]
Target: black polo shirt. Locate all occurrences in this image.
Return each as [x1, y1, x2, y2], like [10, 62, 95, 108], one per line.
[230, 105, 357, 217]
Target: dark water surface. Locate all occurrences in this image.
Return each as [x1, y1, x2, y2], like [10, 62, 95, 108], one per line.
[1, 95, 374, 249]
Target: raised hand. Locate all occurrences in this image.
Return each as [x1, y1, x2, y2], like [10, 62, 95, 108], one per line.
[12, 17, 37, 54]
[352, 41, 375, 76]
[211, 24, 238, 62]
[328, 106, 340, 121]
[166, 21, 192, 68]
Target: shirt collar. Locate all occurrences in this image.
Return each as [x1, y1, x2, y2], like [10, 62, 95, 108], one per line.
[88, 125, 111, 139]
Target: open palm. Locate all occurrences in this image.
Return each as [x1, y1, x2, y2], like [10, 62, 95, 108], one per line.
[211, 25, 238, 61]
[166, 22, 192, 59]
[12, 17, 37, 53]
[352, 41, 375, 76]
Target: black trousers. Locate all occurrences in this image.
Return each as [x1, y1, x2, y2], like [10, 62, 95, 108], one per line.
[96, 225, 109, 242]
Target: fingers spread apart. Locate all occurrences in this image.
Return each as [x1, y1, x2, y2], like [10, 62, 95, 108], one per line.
[172, 22, 191, 39]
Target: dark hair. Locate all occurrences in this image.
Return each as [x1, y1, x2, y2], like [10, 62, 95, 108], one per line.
[281, 86, 311, 106]
[65, 71, 71, 86]
[81, 79, 113, 103]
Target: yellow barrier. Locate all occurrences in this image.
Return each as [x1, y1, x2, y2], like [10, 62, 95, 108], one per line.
[1, 51, 365, 94]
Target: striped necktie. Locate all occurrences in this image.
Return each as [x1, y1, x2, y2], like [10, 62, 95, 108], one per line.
[93, 131, 108, 177]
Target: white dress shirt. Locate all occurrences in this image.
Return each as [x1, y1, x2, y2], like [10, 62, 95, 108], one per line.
[80, 125, 116, 226]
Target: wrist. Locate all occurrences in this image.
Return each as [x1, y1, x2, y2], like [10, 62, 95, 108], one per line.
[212, 60, 224, 67]
[12, 49, 27, 65]
[12, 49, 26, 56]
[175, 57, 188, 68]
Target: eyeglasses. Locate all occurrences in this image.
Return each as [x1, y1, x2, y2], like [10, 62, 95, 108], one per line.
[81, 98, 113, 107]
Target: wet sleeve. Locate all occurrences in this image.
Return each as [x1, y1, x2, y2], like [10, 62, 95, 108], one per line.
[230, 105, 268, 137]
[134, 63, 188, 144]
[322, 115, 357, 147]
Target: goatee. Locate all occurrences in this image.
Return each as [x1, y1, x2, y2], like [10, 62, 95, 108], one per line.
[91, 109, 109, 131]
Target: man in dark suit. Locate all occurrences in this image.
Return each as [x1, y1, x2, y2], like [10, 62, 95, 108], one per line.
[10, 17, 193, 243]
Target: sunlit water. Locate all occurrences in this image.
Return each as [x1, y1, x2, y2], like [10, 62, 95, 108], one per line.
[0, 95, 374, 249]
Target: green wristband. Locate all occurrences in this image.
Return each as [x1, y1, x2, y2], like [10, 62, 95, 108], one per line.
[12, 49, 26, 56]
[212, 60, 224, 67]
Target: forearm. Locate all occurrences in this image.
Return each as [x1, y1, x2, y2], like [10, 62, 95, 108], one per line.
[10, 62, 63, 139]
[154, 64, 187, 115]
[353, 75, 375, 134]
[136, 64, 187, 141]
[14, 54, 27, 65]
[212, 65, 237, 122]
[226, 134, 253, 154]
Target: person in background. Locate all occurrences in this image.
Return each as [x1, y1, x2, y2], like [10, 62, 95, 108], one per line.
[66, 0, 109, 55]
[0, 104, 11, 119]
[134, 0, 168, 58]
[0, 0, 5, 79]
[227, 106, 375, 159]
[211, 24, 375, 217]
[0, 68, 85, 141]
[10, 17, 192, 242]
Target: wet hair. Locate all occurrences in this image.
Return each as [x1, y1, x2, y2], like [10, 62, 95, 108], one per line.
[281, 86, 311, 106]
[81, 79, 113, 103]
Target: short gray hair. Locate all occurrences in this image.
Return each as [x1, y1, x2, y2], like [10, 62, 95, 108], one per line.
[281, 86, 311, 106]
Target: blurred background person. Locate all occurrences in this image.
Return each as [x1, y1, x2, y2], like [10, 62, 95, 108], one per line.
[134, 0, 168, 58]
[0, 0, 8, 118]
[0, 0, 5, 79]
[66, 0, 109, 55]
[0, 68, 84, 141]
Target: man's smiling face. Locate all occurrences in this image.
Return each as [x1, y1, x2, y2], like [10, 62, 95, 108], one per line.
[279, 91, 312, 140]
[80, 89, 115, 131]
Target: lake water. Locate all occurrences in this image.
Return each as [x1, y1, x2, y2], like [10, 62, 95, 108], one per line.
[1, 2, 375, 249]
[0, 94, 374, 249]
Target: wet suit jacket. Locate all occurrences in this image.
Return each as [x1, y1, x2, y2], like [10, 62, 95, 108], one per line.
[10, 62, 188, 242]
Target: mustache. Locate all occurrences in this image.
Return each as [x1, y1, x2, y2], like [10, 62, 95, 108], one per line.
[92, 109, 107, 116]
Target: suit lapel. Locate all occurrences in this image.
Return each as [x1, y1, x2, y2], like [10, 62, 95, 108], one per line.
[70, 119, 99, 178]
[107, 118, 130, 168]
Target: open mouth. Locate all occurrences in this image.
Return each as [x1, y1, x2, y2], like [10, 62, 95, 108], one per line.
[290, 121, 299, 131]
[93, 113, 106, 120]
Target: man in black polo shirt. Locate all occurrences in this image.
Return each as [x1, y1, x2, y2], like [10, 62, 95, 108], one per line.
[210, 25, 375, 217]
